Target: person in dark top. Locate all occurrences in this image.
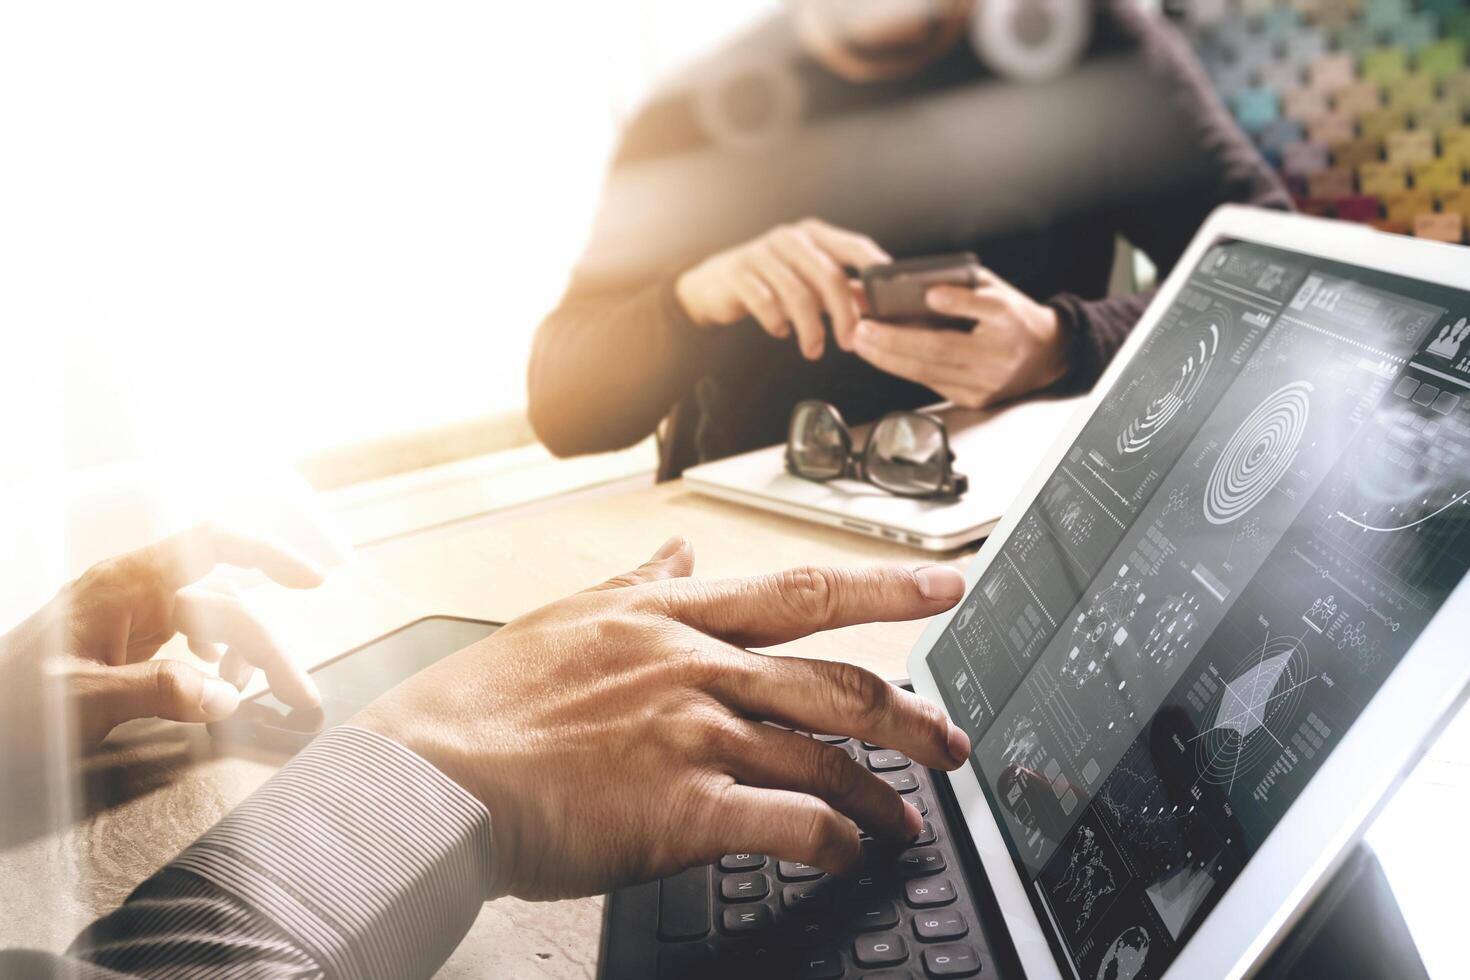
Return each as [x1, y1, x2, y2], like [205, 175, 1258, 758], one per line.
[528, 0, 1290, 479]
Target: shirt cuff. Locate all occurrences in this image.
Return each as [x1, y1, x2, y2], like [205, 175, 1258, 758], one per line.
[1046, 291, 1147, 395]
[171, 725, 493, 980]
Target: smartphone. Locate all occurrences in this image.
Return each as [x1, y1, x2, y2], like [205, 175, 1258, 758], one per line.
[860, 252, 982, 329]
[208, 615, 502, 755]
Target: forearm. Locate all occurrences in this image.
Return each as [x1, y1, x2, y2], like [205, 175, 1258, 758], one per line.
[527, 275, 714, 457]
[31, 726, 493, 980]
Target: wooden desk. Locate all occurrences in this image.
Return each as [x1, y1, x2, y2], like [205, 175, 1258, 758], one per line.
[1, 479, 970, 978]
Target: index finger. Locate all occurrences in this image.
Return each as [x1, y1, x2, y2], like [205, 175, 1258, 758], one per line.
[802, 219, 891, 269]
[139, 524, 325, 592]
[662, 563, 965, 648]
[925, 282, 1006, 319]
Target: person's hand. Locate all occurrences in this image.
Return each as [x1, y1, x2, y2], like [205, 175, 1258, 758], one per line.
[354, 537, 972, 901]
[853, 269, 1069, 409]
[675, 218, 891, 360]
[0, 524, 325, 755]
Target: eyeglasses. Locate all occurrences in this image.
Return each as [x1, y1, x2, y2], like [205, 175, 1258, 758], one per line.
[785, 400, 969, 500]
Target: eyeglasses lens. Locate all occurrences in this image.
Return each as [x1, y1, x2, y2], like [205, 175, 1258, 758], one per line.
[867, 413, 947, 494]
[789, 403, 849, 479]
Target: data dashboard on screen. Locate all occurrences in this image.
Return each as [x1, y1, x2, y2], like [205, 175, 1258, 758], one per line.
[926, 238, 1470, 980]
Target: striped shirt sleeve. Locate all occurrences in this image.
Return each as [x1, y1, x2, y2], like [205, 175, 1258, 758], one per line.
[41, 725, 494, 979]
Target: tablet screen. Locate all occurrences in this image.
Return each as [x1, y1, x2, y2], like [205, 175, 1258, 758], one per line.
[925, 238, 1470, 979]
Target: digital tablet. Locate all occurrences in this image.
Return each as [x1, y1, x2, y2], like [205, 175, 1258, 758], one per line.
[907, 205, 1470, 979]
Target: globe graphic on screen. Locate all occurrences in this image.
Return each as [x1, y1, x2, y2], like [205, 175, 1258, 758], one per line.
[1095, 925, 1150, 980]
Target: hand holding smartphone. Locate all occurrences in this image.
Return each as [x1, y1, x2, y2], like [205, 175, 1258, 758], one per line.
[860, 252, 982, 330]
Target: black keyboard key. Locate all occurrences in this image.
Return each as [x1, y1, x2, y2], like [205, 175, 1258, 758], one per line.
[720, 946, 787, 975]
[721, 946, 786, 978]
[907, 796, 929, 816]
[784, 915, 842, 945]
[905, 877, 957, 907]
[721, 871, 770, 902]
[779, 860, 826, 881]
[914, 909, 969, 941]
[851, 898, 900, 932]
[867, 750, 911, 771]
[657, 942, 714, 979]
[796, 947, 845, 979]
[922, 943, 982, 977]
[813, 733, 850, 744]
[720, 852, 767, 872]
[658, 867, 711, 940]
[879, 771, 919, 793]
[722, 904, 772, 934]
[910, 821, 936, 847]
[855, 840, 891, 874]
[843, 868, 890, 902]
[855, 933, 910, 967]
[783, 882, 834, 913]
[895, 847, 946, 879]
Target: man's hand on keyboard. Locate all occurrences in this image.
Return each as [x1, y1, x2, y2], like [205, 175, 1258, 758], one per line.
[354, 537, 973, 901]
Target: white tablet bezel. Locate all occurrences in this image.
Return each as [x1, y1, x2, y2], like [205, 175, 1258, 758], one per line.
[907, 205, 1470, 980]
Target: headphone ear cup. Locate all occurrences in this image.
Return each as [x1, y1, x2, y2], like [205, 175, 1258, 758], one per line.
[970, 0, 1092, 82]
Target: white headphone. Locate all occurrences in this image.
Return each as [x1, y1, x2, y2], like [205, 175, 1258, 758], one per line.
[971, 0, 1092, 82]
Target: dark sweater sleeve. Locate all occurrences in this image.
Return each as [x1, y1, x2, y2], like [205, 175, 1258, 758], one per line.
[1047, 5, 1293, 393]
[0, 726, 494, 980]
[527, 272, 714, 457]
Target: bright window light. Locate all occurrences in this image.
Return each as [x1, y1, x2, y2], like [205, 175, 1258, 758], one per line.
[4, 1, 775, 469]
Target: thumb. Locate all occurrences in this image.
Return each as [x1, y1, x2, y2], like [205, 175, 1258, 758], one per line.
[91, 659, 243, 729]
[584, 536, 695, 593]
[925, 284, 984, 318]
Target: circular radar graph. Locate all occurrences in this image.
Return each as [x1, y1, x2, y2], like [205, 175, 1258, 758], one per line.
[1204, 381, 1313, 525]
[1194, 633, 1312, 791]
[1114, 312, 1222, 464]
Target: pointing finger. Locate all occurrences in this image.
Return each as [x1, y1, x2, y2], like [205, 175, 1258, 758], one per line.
[664, 564, 965, 648]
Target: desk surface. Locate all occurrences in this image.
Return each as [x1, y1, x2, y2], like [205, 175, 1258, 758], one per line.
[4, 477, 1466, 977]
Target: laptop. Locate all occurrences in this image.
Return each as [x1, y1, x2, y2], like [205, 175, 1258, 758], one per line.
[599, 206, 1470, 979]
[685, 397, 1086, 552]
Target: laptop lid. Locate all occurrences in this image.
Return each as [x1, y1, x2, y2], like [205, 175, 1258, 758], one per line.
[907, 206, 1470, 980]
[685, 397, 1084, 551]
